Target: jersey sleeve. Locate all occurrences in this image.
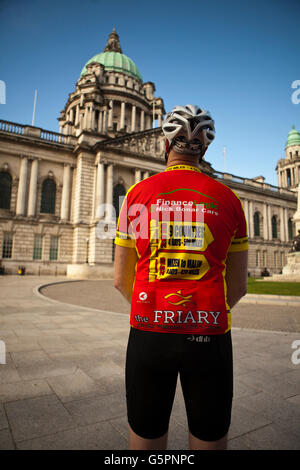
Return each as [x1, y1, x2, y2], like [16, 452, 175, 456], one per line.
[228, 197, 249, 253]
[114, 186, 136, 249]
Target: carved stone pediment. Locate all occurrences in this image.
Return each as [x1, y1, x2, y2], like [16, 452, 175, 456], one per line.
[98, 128, 165, 160]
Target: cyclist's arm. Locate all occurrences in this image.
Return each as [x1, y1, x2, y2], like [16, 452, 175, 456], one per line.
[225, 250, 248, 309]
[114, 245, 138, 303]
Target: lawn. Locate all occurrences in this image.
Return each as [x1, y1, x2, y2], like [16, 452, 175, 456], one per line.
[247, 277, 300, 296]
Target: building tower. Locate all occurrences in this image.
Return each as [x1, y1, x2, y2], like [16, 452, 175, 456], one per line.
[276, 125, 300, 190]
[58, 28, 165, 142]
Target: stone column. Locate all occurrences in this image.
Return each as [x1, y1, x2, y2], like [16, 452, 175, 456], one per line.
[267, 204, 272, 240]
[242, 199, 249, 233]
[147, 114, 152, 130]
[75, 105, 80, 126]
[27, 158, 39, 217]
[263, 203, 269, 240]
[102, 110, 107, 133]
[143, 171, 150, 180]
[83, 108, 88, 129]
[158, 112, 162, 127]
[135, 168, 142, 184]
[140, 110, 145, 131]
[98, 111, 103, 133]
[95, 161, 105, 218]
[106, 163, 114, 220]
[16, 156, 29, 216]
[108, 100, 114, 128]
[60, 164, 72, 221]
[90, 105, 95, 130]
[120, 102, 126, 129]
[248, 200, 254, 239]
[131, 105, 136, 132]
[293, 182, 300, 233]
[280, 206, 286, 242]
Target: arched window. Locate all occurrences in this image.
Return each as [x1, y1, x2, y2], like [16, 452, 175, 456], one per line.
[0, 172, 12, 210]
[113, 183, 126, 219]
[288, 218, 293, 241]
[254, 212, 260, 236]
[272, 215, 278, 239]
[40, 178, 56, 214]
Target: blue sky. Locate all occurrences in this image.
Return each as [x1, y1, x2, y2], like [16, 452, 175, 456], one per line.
[0, 0, 299, 186]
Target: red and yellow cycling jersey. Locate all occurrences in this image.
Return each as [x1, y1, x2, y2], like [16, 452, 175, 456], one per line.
[115, 164, 248, 335]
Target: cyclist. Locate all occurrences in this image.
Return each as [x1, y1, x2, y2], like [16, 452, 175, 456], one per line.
[114, 104, 248, 450]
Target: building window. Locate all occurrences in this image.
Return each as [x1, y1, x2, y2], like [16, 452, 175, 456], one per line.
[254, 212, 260, 236]
[33, 235, 43, 260]
[263, 250, 267, 267]
[288, 218, 293, 241]
[272, 215, 278, 239]
[2, 232, 13, 259]
[49, 236, 59, 261]
[40, 178, 56, 214]
[95, 109, 99, 130]
[256, 250, 261, 267]
[287, 169, 291, 186]
[113, 183, 126, 219]
[0, 172, 12, 210]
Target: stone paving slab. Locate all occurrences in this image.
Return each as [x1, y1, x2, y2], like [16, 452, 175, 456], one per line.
[0, 275, 299, 450]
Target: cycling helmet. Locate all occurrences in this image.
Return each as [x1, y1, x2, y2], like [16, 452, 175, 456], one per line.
[162, 104, 215, 156]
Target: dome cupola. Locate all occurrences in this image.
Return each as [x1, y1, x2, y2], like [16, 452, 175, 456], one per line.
[80, 28, 143, 82]
[285, 125, 300, 148]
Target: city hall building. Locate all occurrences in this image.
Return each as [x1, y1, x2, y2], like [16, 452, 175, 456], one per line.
[0, 29, 298, 278]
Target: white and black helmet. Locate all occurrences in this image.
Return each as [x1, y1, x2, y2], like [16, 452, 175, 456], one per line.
[162, 104, 215, 155]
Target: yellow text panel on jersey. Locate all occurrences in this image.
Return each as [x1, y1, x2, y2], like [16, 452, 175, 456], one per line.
[156, 252, 210, 280]
[150, 221, 214, 252]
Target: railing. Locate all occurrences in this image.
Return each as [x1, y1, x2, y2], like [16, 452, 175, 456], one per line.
[40, 130, 66, 143]
[0, 120, 25, 135]
[213, 170, 295, 196]
[0, 119, 74, 145]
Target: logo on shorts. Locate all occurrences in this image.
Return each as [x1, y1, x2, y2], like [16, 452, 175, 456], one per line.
[139, 292, 148, 301]
[164, 290, 194, 307]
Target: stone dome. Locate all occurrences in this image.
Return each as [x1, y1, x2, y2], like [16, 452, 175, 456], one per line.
[285, 125, 300, 148]
[80, 28, 143, 82]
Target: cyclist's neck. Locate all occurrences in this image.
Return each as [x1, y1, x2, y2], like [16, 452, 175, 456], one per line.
[166, 150, 200, 170]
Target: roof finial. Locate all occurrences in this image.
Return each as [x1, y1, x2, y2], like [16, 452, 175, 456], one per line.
[104, 28, 122, 53]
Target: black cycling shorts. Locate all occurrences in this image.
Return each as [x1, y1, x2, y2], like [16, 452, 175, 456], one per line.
[125, 327, 233, 441]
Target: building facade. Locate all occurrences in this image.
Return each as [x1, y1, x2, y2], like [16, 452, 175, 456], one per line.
[0, 29, 297, 277]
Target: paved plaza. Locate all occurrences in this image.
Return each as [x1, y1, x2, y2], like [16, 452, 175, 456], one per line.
[0, 275, 300, 450]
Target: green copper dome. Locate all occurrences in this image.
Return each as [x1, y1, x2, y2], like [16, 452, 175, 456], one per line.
[80, 51, 142, 82]
[80, 28, 142, 82]
[285, 125, 300, 148]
